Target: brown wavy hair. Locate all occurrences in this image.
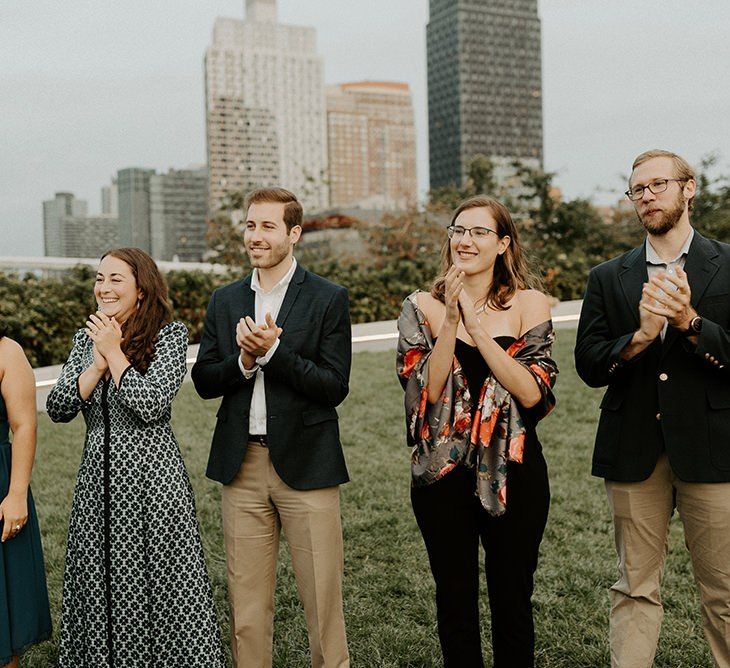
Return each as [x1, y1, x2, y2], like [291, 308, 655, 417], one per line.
[431, 196, 543, 311]
[100, 248, 172, 374]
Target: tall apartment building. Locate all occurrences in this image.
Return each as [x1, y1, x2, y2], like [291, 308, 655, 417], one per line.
[118, 168, 155, 250]
[427, 0, 543, 189]
[205, 0, 328, 214]
[60, 215, 119, 258]
[150, 167, 209, 262]
[43, 192, 88, 256]
[101, 177, 118, 216]
[326, 81, 417, 211]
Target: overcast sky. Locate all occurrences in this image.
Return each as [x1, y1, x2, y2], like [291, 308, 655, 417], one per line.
[2, 0, 729, 256]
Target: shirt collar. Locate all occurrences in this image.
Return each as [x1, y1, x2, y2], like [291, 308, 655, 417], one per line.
[645, 228, 694, 266]
[251, 257, 297, 295]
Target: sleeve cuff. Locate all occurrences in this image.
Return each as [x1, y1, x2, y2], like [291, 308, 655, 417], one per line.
[257, 339, 280, 366]
[238, 354, 259, 378]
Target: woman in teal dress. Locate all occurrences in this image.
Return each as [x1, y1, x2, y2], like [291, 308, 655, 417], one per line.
[0, 323, 52, 667]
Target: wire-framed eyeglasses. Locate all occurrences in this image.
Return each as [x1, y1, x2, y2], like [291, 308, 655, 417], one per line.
[625, 178, 686, 201]
[447, 225, 498, 240]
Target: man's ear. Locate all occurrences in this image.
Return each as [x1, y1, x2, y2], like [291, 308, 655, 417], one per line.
[684, 178, 697, 201]
[290, 225, 302, 244]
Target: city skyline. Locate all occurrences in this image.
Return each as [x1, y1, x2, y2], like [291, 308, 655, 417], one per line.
[2, 0, 730, 256]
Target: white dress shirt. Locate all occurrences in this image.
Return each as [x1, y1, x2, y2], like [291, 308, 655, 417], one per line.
[237, 258, 297, 435]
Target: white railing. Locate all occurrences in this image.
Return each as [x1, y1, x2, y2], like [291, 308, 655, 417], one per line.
[33, 313, 581, 389]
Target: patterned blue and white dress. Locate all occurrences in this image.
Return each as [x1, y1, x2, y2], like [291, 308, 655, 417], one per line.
[47, 321, 226, 667]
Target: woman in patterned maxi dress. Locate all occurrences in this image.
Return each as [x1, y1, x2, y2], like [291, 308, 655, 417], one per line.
[47, 248, 226, 667]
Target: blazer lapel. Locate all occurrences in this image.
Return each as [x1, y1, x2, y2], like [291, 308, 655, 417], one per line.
[662, 232, 720, 356]
[276, 263, 306, 329]
[618, 244, 648, 328]
[685, 232, 720, 308]
[228, 275, 255, 348]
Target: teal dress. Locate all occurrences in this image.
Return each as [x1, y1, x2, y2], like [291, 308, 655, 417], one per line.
[0, 389, 52, 666]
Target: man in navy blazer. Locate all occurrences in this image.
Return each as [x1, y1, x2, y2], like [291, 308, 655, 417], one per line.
[192, 187, 351, 668]
[575, 150, 730, 667]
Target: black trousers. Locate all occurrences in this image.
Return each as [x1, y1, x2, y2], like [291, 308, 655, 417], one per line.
[411, 447, 550, 668]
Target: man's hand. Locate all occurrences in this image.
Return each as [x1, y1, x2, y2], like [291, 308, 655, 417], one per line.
[642, 266, 696, 331]
[236, 312, 283, 359]
[636, 294, 666, 344]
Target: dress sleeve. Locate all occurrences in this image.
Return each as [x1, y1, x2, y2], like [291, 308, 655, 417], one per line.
[46, 330, 92, 423]
[115, 322, 189, 424]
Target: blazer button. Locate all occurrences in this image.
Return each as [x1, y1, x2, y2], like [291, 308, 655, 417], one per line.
[655, 412, 661, 421]
[659, 373, 668, 381]
[705, 353, 710, 359]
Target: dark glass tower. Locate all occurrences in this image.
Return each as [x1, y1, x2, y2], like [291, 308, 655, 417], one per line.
[427, 0, 543, 189]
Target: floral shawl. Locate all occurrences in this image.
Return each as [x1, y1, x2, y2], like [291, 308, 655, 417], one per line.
[396, 291, 558, 516]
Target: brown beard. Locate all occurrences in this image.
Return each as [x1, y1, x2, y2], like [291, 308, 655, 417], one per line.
[246, 239, 291, 269]
[638, 189, 685, 235]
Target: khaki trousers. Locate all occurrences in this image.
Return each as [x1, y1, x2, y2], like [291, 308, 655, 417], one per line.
[222, 442, 350, 668]
[606, 454, 730, 668]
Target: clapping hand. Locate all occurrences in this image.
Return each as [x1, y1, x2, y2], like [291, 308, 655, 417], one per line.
[237, 312, 282, 359]
[642, 266, 696, 331]
[85, 312, 123, 364]
[444, 266, 464, 326]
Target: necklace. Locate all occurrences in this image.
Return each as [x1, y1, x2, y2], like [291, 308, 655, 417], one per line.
[475, 303, 489, 315]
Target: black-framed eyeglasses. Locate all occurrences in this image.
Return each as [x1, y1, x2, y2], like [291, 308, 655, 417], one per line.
[625, 178, 686, 201]
[447, 225, 498, 240]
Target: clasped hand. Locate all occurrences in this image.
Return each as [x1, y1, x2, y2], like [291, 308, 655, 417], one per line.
[85, 312, 123, 371]
[444, 266, 481, 333]
[237, 312, 282, 361]
[640, 266, 695, 335]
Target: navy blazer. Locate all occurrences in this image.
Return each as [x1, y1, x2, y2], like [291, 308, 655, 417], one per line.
[191, 264, 352, 489]
[575, 232, 730, 482]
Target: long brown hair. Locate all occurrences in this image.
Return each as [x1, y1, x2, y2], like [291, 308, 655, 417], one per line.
[100, 248, 172, 373]
[431, 196, 543, 311]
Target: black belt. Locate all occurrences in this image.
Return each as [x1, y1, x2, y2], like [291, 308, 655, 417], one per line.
[249, 434, 268, 446]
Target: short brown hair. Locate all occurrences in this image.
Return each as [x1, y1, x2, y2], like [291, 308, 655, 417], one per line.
[631, 149, 696, 210]
[244, 187, 303, 231]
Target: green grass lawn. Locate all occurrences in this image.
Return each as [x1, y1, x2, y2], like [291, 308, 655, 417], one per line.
[22, 331, 712, 667]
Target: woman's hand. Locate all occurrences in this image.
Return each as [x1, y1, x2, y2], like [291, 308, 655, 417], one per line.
[90, 341, 109, 374]
[86, 312, 123, 359]
[457, 290, 481, 333]
[444, 265, 464, 326]
[0, 491, 28, 542]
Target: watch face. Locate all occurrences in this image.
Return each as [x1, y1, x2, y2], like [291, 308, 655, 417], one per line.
[691, 316, 702, 333]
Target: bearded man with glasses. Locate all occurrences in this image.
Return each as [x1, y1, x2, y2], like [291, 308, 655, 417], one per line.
[575, 149, 730, 667]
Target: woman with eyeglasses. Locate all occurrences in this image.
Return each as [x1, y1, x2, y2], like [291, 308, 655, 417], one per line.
[397, 196, 558, 667]
[46, 248, 225, 667]
[0, 322, 52, 668]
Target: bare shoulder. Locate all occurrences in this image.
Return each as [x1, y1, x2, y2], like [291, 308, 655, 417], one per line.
[415, 291, 444, 319]
[0, 337, 29, 367]
[515, 289, 552, 334]
[0, 337, 32, 381]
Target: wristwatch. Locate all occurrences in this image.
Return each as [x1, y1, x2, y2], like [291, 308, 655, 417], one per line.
[687, 315, 703, 335]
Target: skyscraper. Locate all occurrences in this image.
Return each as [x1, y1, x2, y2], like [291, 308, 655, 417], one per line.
[326, 81, 417, 211]
[43, 192, 88, 256]
[427, 0, 543, 189]
[205, 0, 328, 214]
[117, 168, 155, 250]
[101, 177, 118, 216]
[149, 167, 209, 262]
